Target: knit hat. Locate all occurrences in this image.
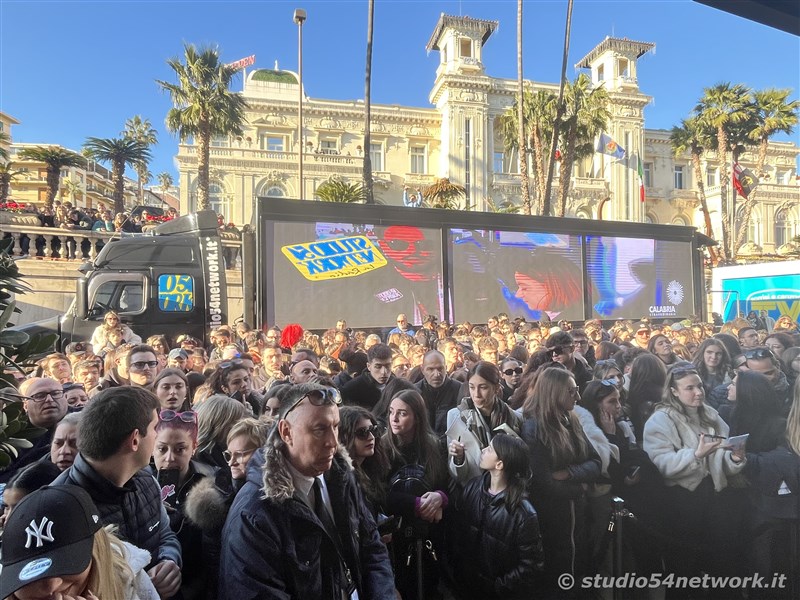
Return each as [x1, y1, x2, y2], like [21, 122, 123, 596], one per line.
[0, 486, 102, 599]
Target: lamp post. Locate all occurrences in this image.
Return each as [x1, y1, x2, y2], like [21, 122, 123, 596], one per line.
[294, 8, 307, 201]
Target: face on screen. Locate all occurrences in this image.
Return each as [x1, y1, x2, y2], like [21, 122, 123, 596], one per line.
[378, 226, 435, 277]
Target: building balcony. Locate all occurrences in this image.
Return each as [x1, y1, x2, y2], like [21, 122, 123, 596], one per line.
[176, 144, 362, 175]
[403, 173, 437, 188]
[669, 188, 700, 210]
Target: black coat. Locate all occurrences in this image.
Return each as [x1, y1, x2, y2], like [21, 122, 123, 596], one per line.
[415, 377, 461, 436]
[53, 453, 182, 569]
[453, 473, 544, 599]
[341, 371, 388, 411]
[219, 450, 394, 600]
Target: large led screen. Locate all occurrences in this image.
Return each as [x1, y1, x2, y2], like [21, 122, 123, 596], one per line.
[270, 221, 445, 329]
[718, 273, 800, 322]
[585, 236, 694, 320]
[450, 229, 585, 323]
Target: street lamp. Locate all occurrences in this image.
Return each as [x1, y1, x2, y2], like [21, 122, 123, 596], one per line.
[294, 8, 307, 201]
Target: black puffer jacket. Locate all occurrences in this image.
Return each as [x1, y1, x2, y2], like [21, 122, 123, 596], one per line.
[453, 473, 544, 599]
[53, 453, 182, 569]
[415, 377, 461, 436]
[341, 371, 389, 411]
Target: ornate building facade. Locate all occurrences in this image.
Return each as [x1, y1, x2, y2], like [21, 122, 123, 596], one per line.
[175, 14, 799, 256]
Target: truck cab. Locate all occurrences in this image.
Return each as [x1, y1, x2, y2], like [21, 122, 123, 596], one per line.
[20, 211, 227, 349]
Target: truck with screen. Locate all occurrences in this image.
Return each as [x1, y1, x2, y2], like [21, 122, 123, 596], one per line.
[254, 197, 708, 330]
[711, 261, 800, 323]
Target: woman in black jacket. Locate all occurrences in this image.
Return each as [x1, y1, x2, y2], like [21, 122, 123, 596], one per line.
[453, 433, 544, 599]
[520, 365, 601, 597]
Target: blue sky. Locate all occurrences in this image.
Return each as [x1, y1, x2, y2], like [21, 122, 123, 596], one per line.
[1, 0, 798, 181]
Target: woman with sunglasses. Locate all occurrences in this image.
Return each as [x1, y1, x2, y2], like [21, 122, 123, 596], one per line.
[207, 359, 263, 416]
[90, 310, 141, 355]
[447, 361, 522, 484]
[499, 358, 524, 402]
[338, 406, 390, 518]
[384, 389, 449, 600]
[643, 365, 748, 582]
[151, 408, 217, 600]
[451, 434, 544, 600]
[520, 366, 601, 594]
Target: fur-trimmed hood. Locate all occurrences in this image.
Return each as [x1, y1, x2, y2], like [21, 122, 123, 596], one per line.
[184, 477, 230, 533]
[257, 435, 353, 503]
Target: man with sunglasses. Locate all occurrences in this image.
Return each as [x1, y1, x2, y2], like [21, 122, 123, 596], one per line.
[744, 347, 792, 416]
[127, 344, 159, 389]
[415, 350, 462, 435]
[0, 377, 69, 484]
[545, 331, 592, 392]
[220, 383, 394, 600]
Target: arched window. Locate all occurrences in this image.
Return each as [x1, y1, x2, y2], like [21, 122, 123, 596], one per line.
[265, 185, 285, 197]
[575, 209, 591, 219]
[736, 206, 758, 244]
[645, 213, 657, 224]
[775, 209, 793, 247]
[255, 180, 286, 199]
[672, 215, 688, 226]
[208, 182, 229, 219]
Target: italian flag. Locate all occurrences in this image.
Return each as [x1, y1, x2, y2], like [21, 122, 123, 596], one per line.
[637, 155, 645, 203]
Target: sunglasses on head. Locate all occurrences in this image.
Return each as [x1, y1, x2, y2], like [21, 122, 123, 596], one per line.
[354, 425, 383, 440]
[159, 409, 197, 423]
[282, 388, 342, 419]
[599, 379, 619, 388]
[596, 359, 619, 369]
[744, 348, 775, 361]
[503, 367, 524, 376]
[670, 365, 698, 378]
[219, 358, 245, 370]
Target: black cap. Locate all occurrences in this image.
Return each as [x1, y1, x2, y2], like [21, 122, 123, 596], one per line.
[0, 485, 102, 599]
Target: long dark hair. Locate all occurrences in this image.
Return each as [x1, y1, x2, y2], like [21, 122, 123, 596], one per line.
[729, 370, 781, 448]
[382, 389, 445, 487]
[692, 338, 731, 380]
[491, 433, 531, 513]
[338, 406, 389, 510]
[581, 380, 620, 429]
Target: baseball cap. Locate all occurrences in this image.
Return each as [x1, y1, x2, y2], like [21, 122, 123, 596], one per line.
[65, 342, 89, 356]
[168, 348, 189, 361]
[0, 485, 102, 599]
[635, 321, 651, 332]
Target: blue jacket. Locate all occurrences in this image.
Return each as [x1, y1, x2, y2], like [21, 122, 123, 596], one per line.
[219, 447, 394, 600]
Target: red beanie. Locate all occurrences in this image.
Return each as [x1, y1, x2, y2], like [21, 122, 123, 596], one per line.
[280, 323, 304, 350]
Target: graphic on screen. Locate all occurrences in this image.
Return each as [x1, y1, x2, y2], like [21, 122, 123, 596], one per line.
[271, 221, 444, 329]
[585, 236, 694, 319]
[449, 229, 585, 323]
[720, 274, 800, 322]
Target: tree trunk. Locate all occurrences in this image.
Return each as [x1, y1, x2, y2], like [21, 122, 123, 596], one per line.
[46, 166, 60, 210]
[197, 120, 211, 211]
[517, 0, 531, 214]
[363, 0, 375, 205]
[0, 177, 9, 203]
[716, 128, 730, 261]
[558, 125, 577, 217]
[531, 127, 546, 203]
[543, 0, 573, 217]
[729, 145, 744, 261]
[734, 138, 767, 253]
[113, 158, 125, 215]
[137, 165, 146, 204]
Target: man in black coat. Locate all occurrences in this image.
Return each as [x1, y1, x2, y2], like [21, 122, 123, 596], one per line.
[340, 343, 394, 411]
[219, 383, 394, 599]
[415, 350, 461, 436]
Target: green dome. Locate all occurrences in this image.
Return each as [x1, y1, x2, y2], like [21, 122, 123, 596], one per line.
[251, 69, 298, 84]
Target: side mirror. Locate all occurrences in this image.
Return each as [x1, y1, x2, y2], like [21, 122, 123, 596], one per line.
[76, 277, 88, 319]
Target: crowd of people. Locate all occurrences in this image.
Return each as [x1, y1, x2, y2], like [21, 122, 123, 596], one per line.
[1, 308, 800, 599]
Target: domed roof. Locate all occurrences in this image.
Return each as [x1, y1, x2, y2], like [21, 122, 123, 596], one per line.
[250, 69, 298, 84]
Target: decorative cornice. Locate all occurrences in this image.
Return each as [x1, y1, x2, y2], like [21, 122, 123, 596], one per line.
[426, 14, 498, 51]
[575, 37, 655, 69]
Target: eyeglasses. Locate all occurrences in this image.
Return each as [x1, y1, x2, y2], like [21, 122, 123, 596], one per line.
[503, 367, 524, 376]
[573, 339, 589, 346]
[159, 409, 197, 423]
[354, 425, 382, 440]
[744, 348, 775, 361]
[62, 383, 85, 392]
[282, 388, 341, 419]
[130, 360, 159, 370]
[550, 346, 569, 356]
[27, 389, 65, 403]
[384, 239, 433, 252]
[223, 447, 257, 463]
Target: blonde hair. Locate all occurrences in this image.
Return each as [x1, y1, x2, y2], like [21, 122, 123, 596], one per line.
[227, 417, 270, 448]
[787, 379, 800, 456]
[196, 394, 248, 452]
[82, 527, 131, 599]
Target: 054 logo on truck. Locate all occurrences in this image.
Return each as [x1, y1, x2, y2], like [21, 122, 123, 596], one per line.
[282, 236, 388, 281]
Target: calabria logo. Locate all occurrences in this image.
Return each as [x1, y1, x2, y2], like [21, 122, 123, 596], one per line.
[667, 281, 684, 306]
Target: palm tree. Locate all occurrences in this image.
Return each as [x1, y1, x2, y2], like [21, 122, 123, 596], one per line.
[556, 74, 609, 217]
[83, 137, 151, 214]
[17, 146, 85, 209]
[543, 0, 574, 216]
[315, 178, 367, 203]
[735, 88, 800, 252]
[516, 0, 531, 214]
[61, 178, 82, 204]
[0, 132, 10, 163]
[157, 172, 174, 194]
[157, 44, 247, 211]
[423, 178, 466, 209]
[362, 0, 375, 204]
[670, 117, 717, 259]
[0, 163, 24, 203]
[695, 82, 751, 260]
[122, 116, 158, 203]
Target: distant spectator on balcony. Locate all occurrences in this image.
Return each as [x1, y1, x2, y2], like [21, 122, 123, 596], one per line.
[403, 185, 422, 208]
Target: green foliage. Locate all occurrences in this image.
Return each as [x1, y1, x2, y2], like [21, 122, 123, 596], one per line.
[0, 237, 58, 467]
[315, 178, 367, 203]
[84, 136, 151, 214]
[423, 178, 466, 210]
[17, 146, 85, 209]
